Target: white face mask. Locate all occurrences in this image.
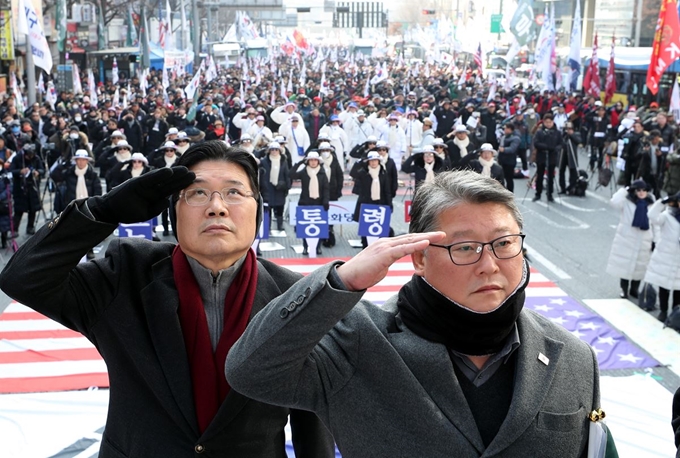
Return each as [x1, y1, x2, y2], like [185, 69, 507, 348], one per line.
[69, 133, 79, 139]
[74, 116, 82, 122]
[321, 152, 331, 159]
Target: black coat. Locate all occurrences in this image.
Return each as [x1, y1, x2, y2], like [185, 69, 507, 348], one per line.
[349, 162, 392, 221]
[259, 155, 292, 207]
[107, 162, 152, 189]
[533, 125, 563, 164]
[321, 152, 345, 201]
[53, 164, 103, 204]
[8, 151, 45, 213]
[290, 161, 330, 210]
[118, 119, 145, 153]
[144, 117, 170, 154]
[0, 200, 335, 458]
[401, 153, 446, 187]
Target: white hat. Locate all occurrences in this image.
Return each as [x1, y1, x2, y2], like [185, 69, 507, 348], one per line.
[130, 152, 148, 165]
[357, 110, 366, 116]
[176, 132, 189, 140]
[366, 135, 378, 143]
[305, 151, 322, 162]
[111, 130, 126, 138]
[594, 101, 603, 107]
[256, 115, 265, 121]
[113, 140, 131, 151]
[72, 149, 93, 162]
[432, 138, 445, 146]
[240, 133, 252, 141]
[161, 141, 178, 151]
[167, 127, 179, 136]
[454, 124, 468, 133]
[365, 151, 381, 161]
[480, 143, 496, 153]
[375, 140, 390, 150]
[317, 132, 331, 141]
[274, 135, 286, 143]
[318, 142, 332, 151]
[420, 145, 435, 154]
[268, 142, 281, 150]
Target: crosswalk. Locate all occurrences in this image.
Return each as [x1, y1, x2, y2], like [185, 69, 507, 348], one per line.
[0, 256, 657, 394]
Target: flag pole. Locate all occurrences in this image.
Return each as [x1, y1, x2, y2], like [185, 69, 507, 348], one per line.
[26, 43, 36, 105]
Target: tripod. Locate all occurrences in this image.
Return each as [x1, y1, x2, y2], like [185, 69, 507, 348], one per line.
[402, 175, 415, 202]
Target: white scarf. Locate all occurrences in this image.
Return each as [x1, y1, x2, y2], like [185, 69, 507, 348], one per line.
[164, 155, 177, 168]
[424, 161, 435, 183]
[453, 136, 470, 157]
[322, 154, 333, 179]
[270, 155, 281, 186]
[177, 143, 190, 154]
[131, 167, 143, 178]
[74, 165, 88, 199]
[368, 165, 381, 201]
[478, 156, 494, 178]
[115, 150, 131, 162]
[306, 165, 320, 199]
[379, 154, 388, 166]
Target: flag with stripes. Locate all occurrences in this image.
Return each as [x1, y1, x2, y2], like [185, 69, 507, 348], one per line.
[473, 43, 483, 70]
[0, 258, 658, 394]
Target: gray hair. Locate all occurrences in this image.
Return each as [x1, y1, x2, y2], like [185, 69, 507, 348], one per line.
[409, 170, 523, 234]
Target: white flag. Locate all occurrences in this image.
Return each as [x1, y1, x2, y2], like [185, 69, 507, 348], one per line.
[112, 57, 119, 85]
[671, 79, 680, 121]
[37, 72, 45, 94]
[17, 0, 53, 73]
[205, 56, 217, 83]
[185, 64, 202, 99]
[88, 69, 98, 108]
[46, 81, 57, 110]
[72, 63, 83, 94]
[11, 73, 25, 115]
[162, 65, 170, 89]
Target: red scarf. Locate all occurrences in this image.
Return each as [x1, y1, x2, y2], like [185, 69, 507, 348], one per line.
[172, 246, 258, 434]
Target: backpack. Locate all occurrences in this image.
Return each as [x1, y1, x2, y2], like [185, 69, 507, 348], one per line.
[598, 167, 613, 187]
[665, 307, 680, 333]
[573, 170, 588, 197]
[638, 282, 657, 312]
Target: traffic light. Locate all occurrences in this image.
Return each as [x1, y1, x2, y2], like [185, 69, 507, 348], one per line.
[422, 9, 435, 15]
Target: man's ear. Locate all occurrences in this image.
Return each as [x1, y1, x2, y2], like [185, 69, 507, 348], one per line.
[411, 249, 426, 277]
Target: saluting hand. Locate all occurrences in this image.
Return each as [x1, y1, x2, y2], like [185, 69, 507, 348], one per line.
[336, 232, 445, 292]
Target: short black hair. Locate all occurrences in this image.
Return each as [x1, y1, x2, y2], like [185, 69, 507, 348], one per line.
[504, 123, 515, 131]
[174, 141, 260, 200]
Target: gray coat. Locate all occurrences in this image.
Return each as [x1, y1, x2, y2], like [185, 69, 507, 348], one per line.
[227, 262, 601, 458]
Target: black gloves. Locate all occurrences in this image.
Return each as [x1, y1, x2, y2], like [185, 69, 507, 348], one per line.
[88, 166, 195, 224]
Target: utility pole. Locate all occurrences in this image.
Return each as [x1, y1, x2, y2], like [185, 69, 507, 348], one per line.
[192, 0, 200, 67]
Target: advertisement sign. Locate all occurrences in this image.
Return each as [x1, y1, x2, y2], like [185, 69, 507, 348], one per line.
[0, 10, 14, 60]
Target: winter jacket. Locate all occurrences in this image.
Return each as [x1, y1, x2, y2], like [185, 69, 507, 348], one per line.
[643, 200, 680, 291]
[606, 188, 654, 281]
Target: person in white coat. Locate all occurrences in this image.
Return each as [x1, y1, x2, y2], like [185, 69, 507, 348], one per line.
[338, 102, 360, 126]
[231, 108, 258, 138]
[346, 110, 375, 151]
[281, 114, 310, 164]
[270, 102, 297, 129]
[401, 110, 423, 156]
[379, 113, 406, 170]
[319, 115, 349, 171]
[247, 115, 274, 150]
[606, 179, 655, 299]
[643, 191, 680, 322]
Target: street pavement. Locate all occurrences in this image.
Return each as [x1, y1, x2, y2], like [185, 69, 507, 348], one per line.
[0, 148, 678, 457]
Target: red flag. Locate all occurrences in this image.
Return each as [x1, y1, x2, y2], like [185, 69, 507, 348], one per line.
[583, 34, 601, 99]
[647, 0, 680, 95]
[605, 35, 617, 104]
[292, 29, 309, 51]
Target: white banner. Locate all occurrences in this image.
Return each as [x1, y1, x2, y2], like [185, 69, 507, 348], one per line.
[17, 0, 53, 73]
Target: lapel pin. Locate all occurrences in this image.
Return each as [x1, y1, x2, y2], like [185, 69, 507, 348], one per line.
[538, 353, 550, 366]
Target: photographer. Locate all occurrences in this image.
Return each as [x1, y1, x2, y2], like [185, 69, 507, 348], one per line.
[531, 114, 563, 203]
[8, 144, 45, 235]
[642, 191, 680, 322]
[620, 120, 646, 187]
[558, 122, 582, 195]
[637, 130, 666, 199]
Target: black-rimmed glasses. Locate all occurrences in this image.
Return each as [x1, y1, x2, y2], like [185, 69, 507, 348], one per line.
[430, 234, 526, 266]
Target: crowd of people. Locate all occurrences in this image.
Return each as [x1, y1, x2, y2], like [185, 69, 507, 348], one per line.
[0, 51, 678, 289]
[1, 48, 680, 456]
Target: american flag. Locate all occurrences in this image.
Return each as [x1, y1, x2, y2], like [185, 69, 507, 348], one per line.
[473, 43, 483, 70]
[0, 257, 658, 394]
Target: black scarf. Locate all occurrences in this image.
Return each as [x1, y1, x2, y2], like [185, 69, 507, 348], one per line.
[397, 259, 530, 356]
